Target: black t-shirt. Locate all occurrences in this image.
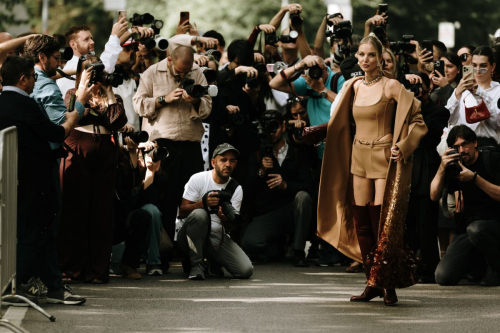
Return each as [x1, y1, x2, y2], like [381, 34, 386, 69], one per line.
[449, 152, 500, 232]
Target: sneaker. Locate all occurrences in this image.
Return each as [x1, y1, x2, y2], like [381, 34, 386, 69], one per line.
[20, 277, 48, 299]
[480, 267, 500, 286]
[317, 247, 344, 267]
[121, 264, 141, 280]
[146, 265, 163, 276]
[46, 285, 86, 305]
[188, 263, 205, 280]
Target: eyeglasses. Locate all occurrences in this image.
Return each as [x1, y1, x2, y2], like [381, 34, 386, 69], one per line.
[51, 54, 62, 61]
[473, 68, 488, 74]
[25, 73, 38, 81]
[170, 62, 192, 79]
[459, 53, 471, 62]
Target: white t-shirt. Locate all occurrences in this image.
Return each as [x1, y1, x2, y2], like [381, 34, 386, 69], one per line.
[175, 171, 243, 245]
[113, 78, 140, 130]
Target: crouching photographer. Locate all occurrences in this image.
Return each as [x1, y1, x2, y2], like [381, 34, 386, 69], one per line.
[430, 125, 500, 286]
[242, 111, 314, 267]
[176, 144, 253, 280]
[114, 137, 172, 279]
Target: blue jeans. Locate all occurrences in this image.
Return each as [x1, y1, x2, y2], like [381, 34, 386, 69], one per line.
[141, 204, 162, 265]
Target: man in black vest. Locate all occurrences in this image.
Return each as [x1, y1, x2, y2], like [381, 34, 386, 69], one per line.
[0, 56, 91, 305]
[431, 125, 500, 286]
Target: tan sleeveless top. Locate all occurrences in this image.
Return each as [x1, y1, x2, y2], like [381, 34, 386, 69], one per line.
[352, 78, 396, 141]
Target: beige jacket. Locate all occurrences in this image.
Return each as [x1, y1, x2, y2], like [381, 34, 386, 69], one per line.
[133, 58, 212, 142]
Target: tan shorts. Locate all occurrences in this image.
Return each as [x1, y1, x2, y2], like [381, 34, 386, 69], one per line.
[351, 137, 392, 179]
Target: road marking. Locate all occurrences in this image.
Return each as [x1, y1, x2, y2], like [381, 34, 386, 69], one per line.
[0, 307, 28, 333]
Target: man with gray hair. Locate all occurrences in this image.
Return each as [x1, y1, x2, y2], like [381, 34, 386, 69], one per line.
[133, 45, 212, 258]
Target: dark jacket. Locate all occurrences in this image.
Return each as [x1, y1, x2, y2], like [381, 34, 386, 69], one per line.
[247, 142, 313, 217]
[0, 90, 65, 232]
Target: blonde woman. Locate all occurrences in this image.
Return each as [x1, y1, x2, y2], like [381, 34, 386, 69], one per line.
[318, 36, 427, 305]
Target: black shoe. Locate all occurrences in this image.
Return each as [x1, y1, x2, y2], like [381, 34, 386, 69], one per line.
[207, 260, 224, 277]
[46, 285, 86, 305]
[20, 276, 48, 299]
[480, 267, 500, 286]
[293, 255, 310, 267]
[188, 263, 206, 280]
[418, 276, 436, 284]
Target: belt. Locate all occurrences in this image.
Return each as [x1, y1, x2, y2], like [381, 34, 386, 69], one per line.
[75, 124, 111, 135]
[354, 137, 392, 148]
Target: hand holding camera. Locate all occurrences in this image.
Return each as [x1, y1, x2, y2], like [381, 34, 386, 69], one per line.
[440, 147, 461, 176]
[267, 174, 286, 190]
[286, 3, 302, 14]
[76, 68, 94, 105]
[166, 88, 184, 103]
[366, 13, 387, 27]
[430, 70, 449, 88]
[235, 66, 258, 78]
[111, 17, 128, 38]
[261, 156, 274, 171]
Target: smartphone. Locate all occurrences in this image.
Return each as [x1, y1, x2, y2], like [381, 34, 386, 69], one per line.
[378, 4, 388, 24]
[180, 11, 190, 25]
[422, 39, 433, 62]
[117, 10, 127, 20]
[434, 60, 445, 77]
[463, 65, 473, 78]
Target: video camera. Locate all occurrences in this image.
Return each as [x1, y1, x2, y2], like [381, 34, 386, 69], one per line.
[85, 63, 123, 87]
[265, 30, 299, 45]
[181, 78, 218, 98]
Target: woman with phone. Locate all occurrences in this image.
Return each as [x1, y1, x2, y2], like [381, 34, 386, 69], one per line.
[58, 54, 130, 284]
[446, 46, 500, 147]
[318, 36, 427, 305]
[430, 52, 462, 106]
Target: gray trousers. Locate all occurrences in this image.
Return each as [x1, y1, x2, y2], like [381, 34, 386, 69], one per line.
[242, 191, 312, 256]
[435, 220, 500, 285]
[177, 209, 253, 279]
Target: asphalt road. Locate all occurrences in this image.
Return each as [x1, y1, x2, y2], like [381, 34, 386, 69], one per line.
[3, 261, 500, 333]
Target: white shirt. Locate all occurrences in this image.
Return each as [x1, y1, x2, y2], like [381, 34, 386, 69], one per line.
[113, 78, 140, 130]
[57, 35, 122, 99]
[175, 171, 243, 245]
[276, 140, 289, 166]
[446, 81, 500, 144]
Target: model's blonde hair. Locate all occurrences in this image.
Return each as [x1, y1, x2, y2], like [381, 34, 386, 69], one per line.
[382, 48, 398, 79]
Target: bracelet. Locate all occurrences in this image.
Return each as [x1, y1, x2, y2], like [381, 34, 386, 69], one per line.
[294, 64, 298, 72]
[279, 69, 289, 81]
[194, 36, 199, 43]
[471, 172, 478, 183]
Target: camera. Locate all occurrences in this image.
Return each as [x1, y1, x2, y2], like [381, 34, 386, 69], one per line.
[304, 65, 323, 80]
[290, 13, 302, 27]
[445, 148, 463, 178]
[204, 48, 222, 62]
[287, 120, 304, 140]
[181, 78, 218, 97]
[390, 35, 416, 55]
[147, 147, 169, 163]
[403, 80, 422, 96]
[265, 30, 299, 45]
[129, 13, 154, 26]
[261, 113, 282, 135]
[122, 131, 149, 145]
[85, 63, 123, 87]
[221, 112, 245, 129]
[59, 47, 73, 61]
[205, 190, 242, 227]
[139, 36, 168, 51]
[326, 20, 353, 40]
[245, 63, 266, 89]
[200, 67, 217, 83]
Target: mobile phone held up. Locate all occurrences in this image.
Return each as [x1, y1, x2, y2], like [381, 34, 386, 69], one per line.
[378, 4, 388, 24]
[422, 40, 433, 62]
[434, 60, 445, 77]
[180, 11, 190, 25]
[118, 10, 127, 20]
[462, 65, 473, 78]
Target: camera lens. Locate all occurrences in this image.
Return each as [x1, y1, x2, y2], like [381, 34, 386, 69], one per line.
[306, 65, 323, 80]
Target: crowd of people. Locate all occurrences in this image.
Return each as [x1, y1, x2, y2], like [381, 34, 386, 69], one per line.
[0, 3, 499, 308]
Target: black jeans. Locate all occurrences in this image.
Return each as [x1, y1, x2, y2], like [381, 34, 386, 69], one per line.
[242, 191, 312, 256]
[435, 220, 500, 285]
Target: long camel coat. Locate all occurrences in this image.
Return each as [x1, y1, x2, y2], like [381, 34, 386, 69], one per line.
[317, 76, 428, 288]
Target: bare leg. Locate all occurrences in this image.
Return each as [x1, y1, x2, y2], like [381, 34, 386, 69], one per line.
[353, 175, 374, 205]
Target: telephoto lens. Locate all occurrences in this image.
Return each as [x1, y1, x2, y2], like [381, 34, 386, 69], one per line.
[305, 65, 323, 80]
[147, 147, 169, 163]
[122, 131, 149, 144]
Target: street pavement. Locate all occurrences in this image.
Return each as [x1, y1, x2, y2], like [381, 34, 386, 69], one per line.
[3, 261, 500, 333]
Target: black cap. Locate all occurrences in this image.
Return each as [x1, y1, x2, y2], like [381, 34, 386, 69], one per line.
[212, 143, 240, 158]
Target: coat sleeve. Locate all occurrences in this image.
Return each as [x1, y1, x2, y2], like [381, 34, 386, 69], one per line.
[395, 96, 428, 163]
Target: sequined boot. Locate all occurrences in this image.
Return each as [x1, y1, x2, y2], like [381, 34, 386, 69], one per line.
[383, 288, 398, 305]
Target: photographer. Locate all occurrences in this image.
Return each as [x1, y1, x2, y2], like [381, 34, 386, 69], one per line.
[405, 73, 450, 283]
[270, 55, 340, 160]
[242, 111, 313, 267]
[114, 138, 170, 279]
[176, 144, 253, 280]
[57, 19, 130, 98]
[0, 55, 87, 305]
[431, 125, 500, 286]
[430, 52, 462, 106]
[445, 46, 500, 147]
[133, 45, 212, 244]
[58, 54, 128, 284]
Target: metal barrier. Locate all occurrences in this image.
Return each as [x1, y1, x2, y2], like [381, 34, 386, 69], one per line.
[0, 127, 54, 332]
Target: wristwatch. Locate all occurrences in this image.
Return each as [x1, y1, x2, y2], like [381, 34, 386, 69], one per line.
[320, 88, 328, 98]
[158, 95, 167, 106]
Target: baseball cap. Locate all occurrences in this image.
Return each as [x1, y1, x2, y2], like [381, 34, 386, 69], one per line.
[212, 143, 240, 158]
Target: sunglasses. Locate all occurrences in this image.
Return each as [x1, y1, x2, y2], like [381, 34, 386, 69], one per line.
[473, 68, 488, 74]
[25, 73, 38, 80]
[459, 53, 470, 62]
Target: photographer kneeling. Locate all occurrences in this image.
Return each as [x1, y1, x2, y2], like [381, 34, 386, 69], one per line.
[176, 144, 253, 280]
[431, 125, 500, 286]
